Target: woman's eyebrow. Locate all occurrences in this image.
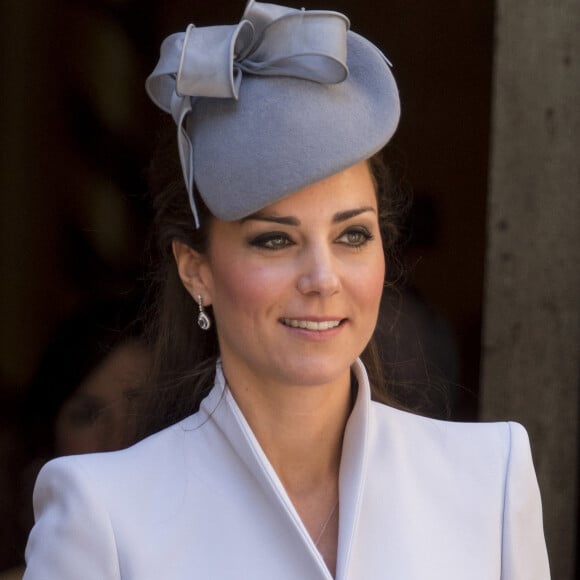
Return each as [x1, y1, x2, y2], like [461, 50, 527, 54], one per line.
[332, 207, 376, 223]
[241, 206, 375, 226]
[241, 214, 300, 226]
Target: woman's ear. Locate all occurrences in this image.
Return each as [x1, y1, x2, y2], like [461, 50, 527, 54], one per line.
[172, 241, 213, 304]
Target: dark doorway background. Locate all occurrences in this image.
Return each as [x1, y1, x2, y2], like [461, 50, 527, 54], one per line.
[0, 0, 493, 571]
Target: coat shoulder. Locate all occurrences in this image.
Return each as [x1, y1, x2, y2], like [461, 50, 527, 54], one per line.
[40, 413, 206, 499]
[369, 401, 530, 474]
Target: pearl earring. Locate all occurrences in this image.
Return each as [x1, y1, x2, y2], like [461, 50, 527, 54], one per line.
[197, 295, 211, 330]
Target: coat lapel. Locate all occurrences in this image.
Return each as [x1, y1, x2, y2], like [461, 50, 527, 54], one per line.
[198, 360, 372, 580]
[335, 360, 371, 580]
[200, 363, 334, 579]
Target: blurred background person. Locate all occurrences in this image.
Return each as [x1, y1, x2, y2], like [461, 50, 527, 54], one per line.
[0, 297, 150, 580]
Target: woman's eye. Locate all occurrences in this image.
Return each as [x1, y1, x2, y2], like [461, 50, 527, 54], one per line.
[337, 227, 373, 247]
[249, 232, 294, 250]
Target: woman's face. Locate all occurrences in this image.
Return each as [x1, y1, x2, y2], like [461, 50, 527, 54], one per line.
[190, 160, 385, 389]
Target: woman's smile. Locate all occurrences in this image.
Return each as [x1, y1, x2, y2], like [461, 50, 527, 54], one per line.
[279, 317, 347, 342]
[280, 318, 344, 331]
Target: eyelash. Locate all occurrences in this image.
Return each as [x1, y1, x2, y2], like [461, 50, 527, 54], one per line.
[337, 227, 374, 248]
[248, 227, 374, 251]
[249, 231, 294, 250]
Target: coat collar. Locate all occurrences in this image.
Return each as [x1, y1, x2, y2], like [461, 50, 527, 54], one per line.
[197, 359, 371, 580]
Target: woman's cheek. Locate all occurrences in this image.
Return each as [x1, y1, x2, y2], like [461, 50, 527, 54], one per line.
[213, 259, 288, 307]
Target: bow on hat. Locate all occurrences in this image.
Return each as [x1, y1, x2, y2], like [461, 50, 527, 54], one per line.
[146, 0, 350, 227]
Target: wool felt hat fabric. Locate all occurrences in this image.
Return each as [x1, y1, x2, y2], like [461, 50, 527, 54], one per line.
[146, 1, 400, 226]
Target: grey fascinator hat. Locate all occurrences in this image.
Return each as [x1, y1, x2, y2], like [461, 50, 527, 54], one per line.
[146, 0, 400, 227]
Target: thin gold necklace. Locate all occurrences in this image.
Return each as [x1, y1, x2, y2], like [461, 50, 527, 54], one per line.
[314, 499, 339, 546]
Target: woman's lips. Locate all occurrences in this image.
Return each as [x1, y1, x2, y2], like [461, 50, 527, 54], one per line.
[280, 318, 343, 331]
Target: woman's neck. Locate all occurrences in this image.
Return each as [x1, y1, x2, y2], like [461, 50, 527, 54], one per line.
[222, 363, 352, 492]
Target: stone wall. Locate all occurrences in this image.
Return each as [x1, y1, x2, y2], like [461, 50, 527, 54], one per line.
[481, 2, 580, 577]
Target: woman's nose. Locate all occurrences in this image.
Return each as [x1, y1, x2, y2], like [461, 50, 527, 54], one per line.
[296, 246, 341, 296]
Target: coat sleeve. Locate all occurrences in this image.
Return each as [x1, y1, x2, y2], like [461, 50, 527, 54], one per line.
[501, 422, 550, 579]
[23, 456, 121, 579]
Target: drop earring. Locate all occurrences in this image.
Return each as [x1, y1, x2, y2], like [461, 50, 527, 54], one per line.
[197, 295, 211, 330]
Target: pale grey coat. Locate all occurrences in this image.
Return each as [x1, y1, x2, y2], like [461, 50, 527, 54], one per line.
[24, 360, 550, 579]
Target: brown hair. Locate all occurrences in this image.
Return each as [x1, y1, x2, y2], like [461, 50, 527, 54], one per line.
[136, 120, 407, 440]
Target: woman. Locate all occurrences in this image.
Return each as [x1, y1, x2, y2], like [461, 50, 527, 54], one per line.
[24, 2, 550, 578]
